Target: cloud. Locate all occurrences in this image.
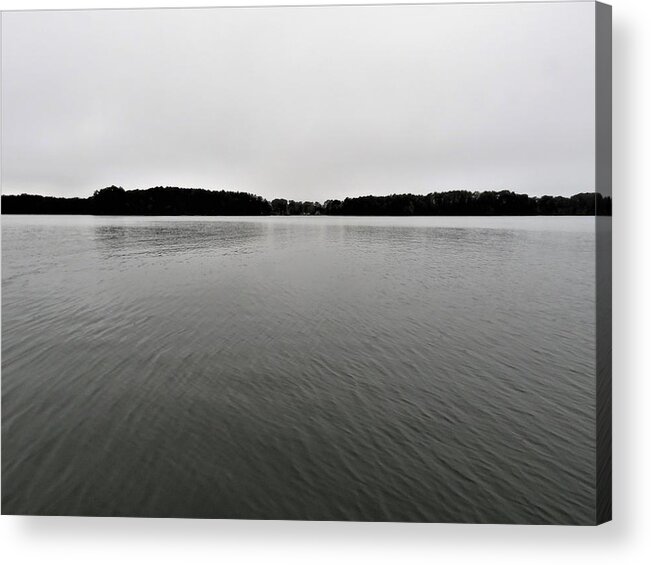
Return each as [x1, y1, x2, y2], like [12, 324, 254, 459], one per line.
[1, 3, 595, 200]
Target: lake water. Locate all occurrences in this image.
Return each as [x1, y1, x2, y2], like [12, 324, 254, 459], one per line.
[2, 215, 596, 523]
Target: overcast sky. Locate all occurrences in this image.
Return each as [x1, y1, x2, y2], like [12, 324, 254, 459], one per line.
[1, 3, 595, 200]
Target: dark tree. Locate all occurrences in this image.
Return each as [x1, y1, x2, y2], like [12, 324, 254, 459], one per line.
[2, 187, 611, 216]
[271, 198, 288, 215]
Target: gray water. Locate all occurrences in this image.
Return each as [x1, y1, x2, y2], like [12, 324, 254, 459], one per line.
[2, 215, 596, 523]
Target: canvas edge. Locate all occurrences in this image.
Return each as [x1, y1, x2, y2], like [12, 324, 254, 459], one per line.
[595, 0, 612, 526]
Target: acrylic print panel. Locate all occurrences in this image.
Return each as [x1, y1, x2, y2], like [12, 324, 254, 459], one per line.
[1, 2, 611, 524]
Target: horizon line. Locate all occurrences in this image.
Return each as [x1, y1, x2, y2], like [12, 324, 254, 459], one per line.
[0, 186, 603, 202]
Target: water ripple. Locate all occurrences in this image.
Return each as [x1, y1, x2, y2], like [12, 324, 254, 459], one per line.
[2, 215, 596, 522]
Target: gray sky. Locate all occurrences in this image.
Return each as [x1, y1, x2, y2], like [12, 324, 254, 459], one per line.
[1, 3, 595, 200]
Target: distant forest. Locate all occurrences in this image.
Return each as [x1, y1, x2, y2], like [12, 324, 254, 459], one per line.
[1, 186, 612, 216]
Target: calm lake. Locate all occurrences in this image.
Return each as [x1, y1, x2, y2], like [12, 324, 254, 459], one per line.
[2, 215, 596, 523]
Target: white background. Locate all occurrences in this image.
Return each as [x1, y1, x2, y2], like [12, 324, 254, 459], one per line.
[0, 0, 649, 563]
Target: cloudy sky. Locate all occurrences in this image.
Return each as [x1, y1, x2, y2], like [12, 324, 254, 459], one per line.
[1, 3, 595, 200]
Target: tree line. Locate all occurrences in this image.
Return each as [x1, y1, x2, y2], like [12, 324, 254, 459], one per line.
[1, 186, 611, 216]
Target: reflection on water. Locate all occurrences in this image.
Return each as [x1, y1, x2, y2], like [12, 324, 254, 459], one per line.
[2, 215, 596, 523]
[94, 220, 269, 260]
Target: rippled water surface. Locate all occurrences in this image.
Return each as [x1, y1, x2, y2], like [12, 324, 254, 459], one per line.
[2, 215, 596, 523]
